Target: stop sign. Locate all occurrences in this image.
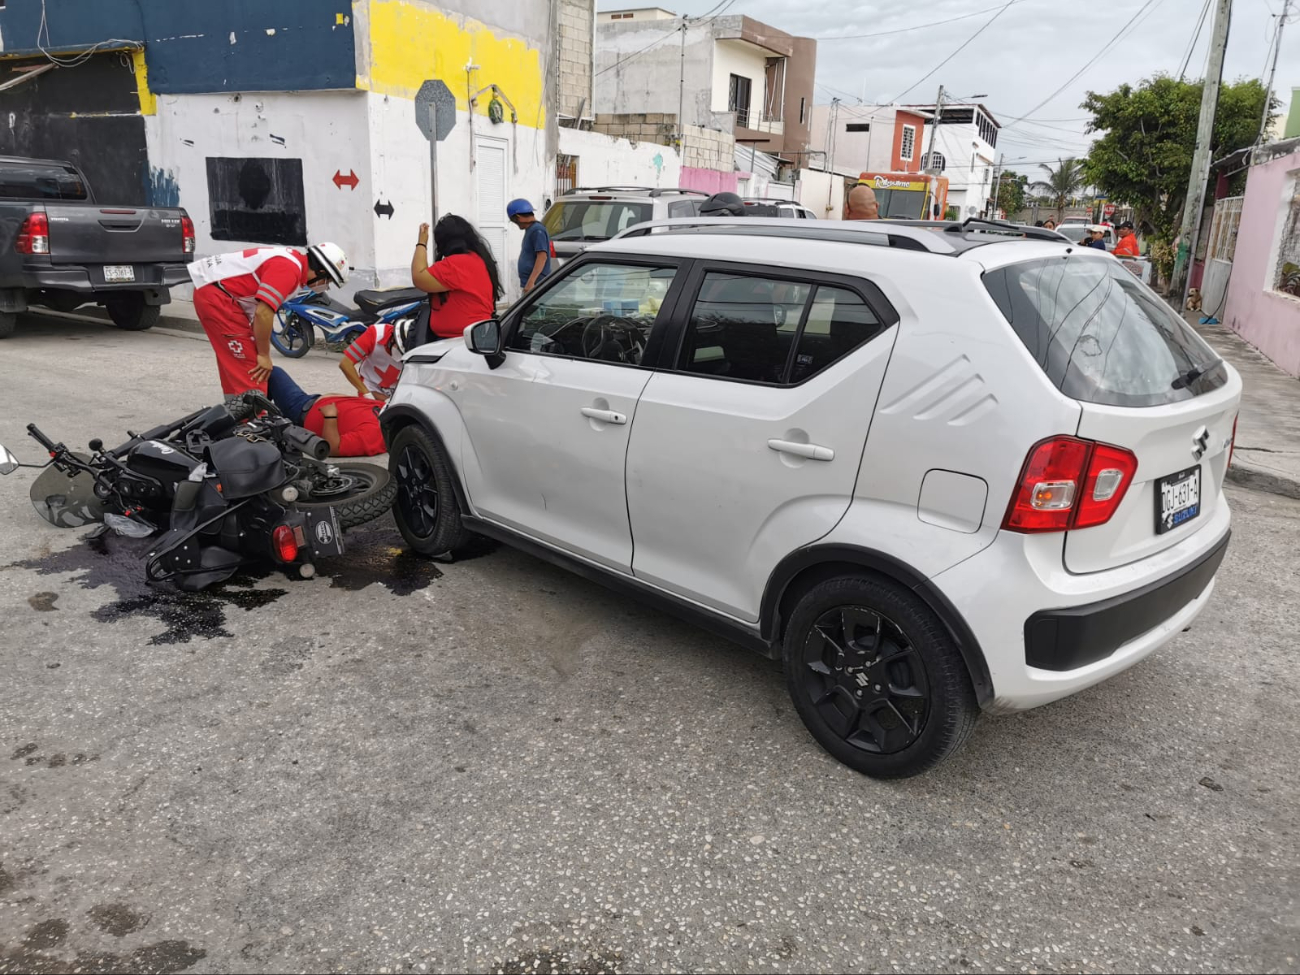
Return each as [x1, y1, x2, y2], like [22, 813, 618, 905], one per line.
[1104, 203, 1116, 217]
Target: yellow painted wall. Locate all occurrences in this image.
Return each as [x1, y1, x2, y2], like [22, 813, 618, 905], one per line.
[359, 0, 545, 127]
[131, 49, 156, 116]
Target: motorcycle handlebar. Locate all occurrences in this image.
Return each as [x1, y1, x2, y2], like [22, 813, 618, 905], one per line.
[26, 423, 59, 453]
[281, 424, 331, 461]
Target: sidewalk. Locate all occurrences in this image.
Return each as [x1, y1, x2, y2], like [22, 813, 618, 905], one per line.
[1189, 314, 1300, 500]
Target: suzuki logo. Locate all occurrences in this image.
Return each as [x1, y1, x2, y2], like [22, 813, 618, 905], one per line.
[1192, 426, 1210, 461]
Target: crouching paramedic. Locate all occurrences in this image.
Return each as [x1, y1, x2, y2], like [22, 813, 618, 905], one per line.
[189, 242, 349, 398]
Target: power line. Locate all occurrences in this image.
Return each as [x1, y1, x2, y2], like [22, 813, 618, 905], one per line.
[814, 2, 1028, 42]
[1178, 0, 1214, 80]
[882, 0, 1019, 105]
[595, 0, 733, 79]
[1002, 0, 1164, 127]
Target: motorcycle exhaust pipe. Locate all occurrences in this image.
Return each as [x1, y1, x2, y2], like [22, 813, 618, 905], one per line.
[284, 425, 331, 461]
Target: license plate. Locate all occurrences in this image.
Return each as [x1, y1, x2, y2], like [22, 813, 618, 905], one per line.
[1156, 466, 1201, 534]
[305, 507, 346, 557]
[103, 265, 135, 283]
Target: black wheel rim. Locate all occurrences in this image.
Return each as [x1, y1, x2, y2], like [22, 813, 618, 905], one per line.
[395, 444, 438, 539]
[307, 468, 375, 502]
[801, 606, 930, 755]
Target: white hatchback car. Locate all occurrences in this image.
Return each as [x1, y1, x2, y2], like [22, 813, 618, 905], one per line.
[382, 217, 1240, 778]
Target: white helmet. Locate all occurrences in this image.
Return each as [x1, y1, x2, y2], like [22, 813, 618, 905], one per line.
[389, 317, 420, 356]
[307, 241, 349, 288]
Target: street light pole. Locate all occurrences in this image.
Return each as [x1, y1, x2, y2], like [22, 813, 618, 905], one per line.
[676, 17, 688, 153]
[1169, 0, 1233, 307]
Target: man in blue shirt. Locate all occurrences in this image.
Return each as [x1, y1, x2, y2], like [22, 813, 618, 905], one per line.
[507, 198, 551, 293]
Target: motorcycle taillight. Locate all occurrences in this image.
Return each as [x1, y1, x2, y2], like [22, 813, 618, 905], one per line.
[272, 524, 299, 562]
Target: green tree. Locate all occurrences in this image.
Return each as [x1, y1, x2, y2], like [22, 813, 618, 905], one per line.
[1082, 75, 1272, 243]
[1030, 158, 1086, 222]
[995, 169, 1027, 217]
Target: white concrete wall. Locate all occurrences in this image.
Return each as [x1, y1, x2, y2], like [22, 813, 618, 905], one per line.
[557, 127, 681, 189]
[710, 38, 765, 122]
[793, 168, 845, 220]
[594, 20, 717, 127]
[147, 90, 376, 297]
[809, 104, 897, 175]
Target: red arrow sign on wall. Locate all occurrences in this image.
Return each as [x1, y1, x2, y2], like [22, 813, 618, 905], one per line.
[333, 169, 359, 191]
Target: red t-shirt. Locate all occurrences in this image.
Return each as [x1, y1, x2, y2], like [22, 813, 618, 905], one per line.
[426, 253, 495, 337]
[1113, 233, 1140, 258]
[303, 396, 386, 457]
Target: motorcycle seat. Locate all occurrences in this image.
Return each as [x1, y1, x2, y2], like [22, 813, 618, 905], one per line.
[353, 287, 426, 319]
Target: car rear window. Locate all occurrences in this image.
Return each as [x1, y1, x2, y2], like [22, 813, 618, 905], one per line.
[0, 161, 88, 201]
[542, 200, 653, 242]
[982, 255, 1226, 407]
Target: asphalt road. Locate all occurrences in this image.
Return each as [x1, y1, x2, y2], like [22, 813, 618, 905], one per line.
[1, 315, 1297, 974]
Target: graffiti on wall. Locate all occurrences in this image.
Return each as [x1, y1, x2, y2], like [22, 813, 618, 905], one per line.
[207, 157, 307, 246]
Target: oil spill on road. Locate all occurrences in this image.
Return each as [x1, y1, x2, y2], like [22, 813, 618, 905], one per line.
[10, 533, 286, 646]
[317, 526, 444, 595]
[0, 917, 204, 975]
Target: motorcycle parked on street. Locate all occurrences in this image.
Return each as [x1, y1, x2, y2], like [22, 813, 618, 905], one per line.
[272, 286, 425, 358]
[0, 393, 395, 590]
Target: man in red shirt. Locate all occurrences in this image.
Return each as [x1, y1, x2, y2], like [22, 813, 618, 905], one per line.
[189, 242, 349, 398]
[1112, 221, 1140, 257]
[265, 366, 385, 457]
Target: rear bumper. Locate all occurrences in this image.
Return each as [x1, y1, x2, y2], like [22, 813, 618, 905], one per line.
[1025, 531, 1230, 671]
[15, 262, 192, 293]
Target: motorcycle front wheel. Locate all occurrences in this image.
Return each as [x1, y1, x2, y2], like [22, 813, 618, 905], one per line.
[295, 462, 395, 530]
[272, 313, 314, 358]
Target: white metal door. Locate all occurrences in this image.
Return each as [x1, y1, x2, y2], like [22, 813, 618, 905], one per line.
[475, 137, 508, 280]
[625, 272, 897, 621]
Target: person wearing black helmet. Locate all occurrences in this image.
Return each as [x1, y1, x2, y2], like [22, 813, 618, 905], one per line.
[699, 191, 747, 217]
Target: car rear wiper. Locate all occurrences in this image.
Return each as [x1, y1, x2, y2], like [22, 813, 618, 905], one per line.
[1171, 357, 1223, 390]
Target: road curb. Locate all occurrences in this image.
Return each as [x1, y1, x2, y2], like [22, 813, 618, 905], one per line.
[1225, 463, 1300, 501]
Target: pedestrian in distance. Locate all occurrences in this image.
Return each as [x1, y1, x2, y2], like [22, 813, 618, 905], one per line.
[1085, 225, 1109, 250]
[1043, 218, 1058, 231]
[506, 199, 552, 294]
[1034, 220, 1045, 227]
[1113, 220, 1141, 257]
[410, 213, 504, 335]
[846, 183, 880, 220]
[189, 242, 348, 399]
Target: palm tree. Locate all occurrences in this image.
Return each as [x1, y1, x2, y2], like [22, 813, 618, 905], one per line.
[1030, 158, 1086, 223]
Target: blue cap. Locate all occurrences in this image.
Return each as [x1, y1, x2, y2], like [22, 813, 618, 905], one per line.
[507, 198, 535, 218]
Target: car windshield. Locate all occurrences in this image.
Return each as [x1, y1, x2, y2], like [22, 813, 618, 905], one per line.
[543, 200, 653, 241]
[982, 254, 1226, 407]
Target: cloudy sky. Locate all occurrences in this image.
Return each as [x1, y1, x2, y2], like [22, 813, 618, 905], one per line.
[596, 0, 1297, 170]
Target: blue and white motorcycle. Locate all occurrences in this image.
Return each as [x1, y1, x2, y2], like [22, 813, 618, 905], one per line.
[271, 286, 425, 358]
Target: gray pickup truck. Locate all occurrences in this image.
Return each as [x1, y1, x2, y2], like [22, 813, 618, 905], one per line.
[0, 155, 194, 338]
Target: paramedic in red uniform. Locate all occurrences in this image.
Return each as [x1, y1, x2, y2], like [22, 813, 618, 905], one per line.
[188, 242, 349, 398]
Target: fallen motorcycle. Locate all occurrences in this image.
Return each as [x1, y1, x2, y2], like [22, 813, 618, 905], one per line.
[0, 393, 395, 590]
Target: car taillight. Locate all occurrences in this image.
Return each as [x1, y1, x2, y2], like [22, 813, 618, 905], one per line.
[181, 214, 196, 254]
[272, 524, 300, 562]
[15, 212, 49, 255]
[1003, 436, 1138, 533]
[1228, 413, 1238, 468]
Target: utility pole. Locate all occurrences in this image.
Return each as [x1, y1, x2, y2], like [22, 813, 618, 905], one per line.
[1255, 0, 1290, 145]
[826, 97, 840, 215]
[989, 152, 1003, 218]
[1170, 0, 1233, 307]
[676, 16, 688, 154]
[923, 85, 944, 220]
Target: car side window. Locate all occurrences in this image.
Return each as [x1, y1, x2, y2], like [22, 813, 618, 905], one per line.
[789, 286, 883, 383]
[676, 272, 811, 383]
[675, 272, 885, 385]
[508, 262, 677, 366]
[668, 200, 701, 218]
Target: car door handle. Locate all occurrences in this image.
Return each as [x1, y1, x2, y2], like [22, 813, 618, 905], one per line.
[768, 439, 834, 461]
[581, 407, 627, 425]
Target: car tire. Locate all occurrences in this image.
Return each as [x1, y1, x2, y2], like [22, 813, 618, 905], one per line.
[389, 424, 474, 557]
[105, 293, 160, 331]
[783, 574, 978, 778]
[0, 312, 14, 339]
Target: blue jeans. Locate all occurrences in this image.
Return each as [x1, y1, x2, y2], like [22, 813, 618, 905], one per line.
[266, 366, 320, 424]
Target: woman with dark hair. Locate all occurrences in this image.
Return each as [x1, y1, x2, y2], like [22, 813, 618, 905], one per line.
[409, 214, 503, 338]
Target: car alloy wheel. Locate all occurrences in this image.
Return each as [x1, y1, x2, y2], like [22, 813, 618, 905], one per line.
[395, 443, 439, 539]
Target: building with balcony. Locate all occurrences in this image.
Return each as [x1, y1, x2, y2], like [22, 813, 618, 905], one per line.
[594, 9, 816, 166]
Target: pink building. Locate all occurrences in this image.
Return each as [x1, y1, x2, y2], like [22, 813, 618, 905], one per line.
[1224, 138, 1300, 377]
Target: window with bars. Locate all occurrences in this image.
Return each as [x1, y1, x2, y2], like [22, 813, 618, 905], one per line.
[1275, 174, 1300, 299]
[729, 74, 752, 128]
[900, 125, 916, 161]
[556, 155, 578, 197]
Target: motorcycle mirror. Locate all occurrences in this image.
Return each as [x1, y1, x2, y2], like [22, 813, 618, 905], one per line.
[0, 444, 18, 475]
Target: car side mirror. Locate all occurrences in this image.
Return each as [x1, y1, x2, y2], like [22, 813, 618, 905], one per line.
[0, 444, 19, 475]
[465, 318, 505, 369]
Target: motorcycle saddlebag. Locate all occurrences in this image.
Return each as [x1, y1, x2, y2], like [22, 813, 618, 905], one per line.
[205, 438, 287, 499]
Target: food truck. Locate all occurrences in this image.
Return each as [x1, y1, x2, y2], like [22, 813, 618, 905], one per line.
[846, 172, 950, 220]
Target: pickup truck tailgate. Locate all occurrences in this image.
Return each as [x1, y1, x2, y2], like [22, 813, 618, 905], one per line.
[45, 203, 187, 265]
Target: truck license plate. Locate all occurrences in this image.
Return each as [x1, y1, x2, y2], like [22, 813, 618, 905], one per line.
[1156, 466, 1201, 534]
[103, 265, 135, 283]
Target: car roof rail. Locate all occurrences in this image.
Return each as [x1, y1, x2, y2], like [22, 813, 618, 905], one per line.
[610, 217, 959, 253]
[565, 186, 710, 198]
[873, 217, 1069, 242]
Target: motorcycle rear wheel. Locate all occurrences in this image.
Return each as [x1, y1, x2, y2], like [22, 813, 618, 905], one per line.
[296, 462, 395, 530]
[272, 313, 314, 358]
